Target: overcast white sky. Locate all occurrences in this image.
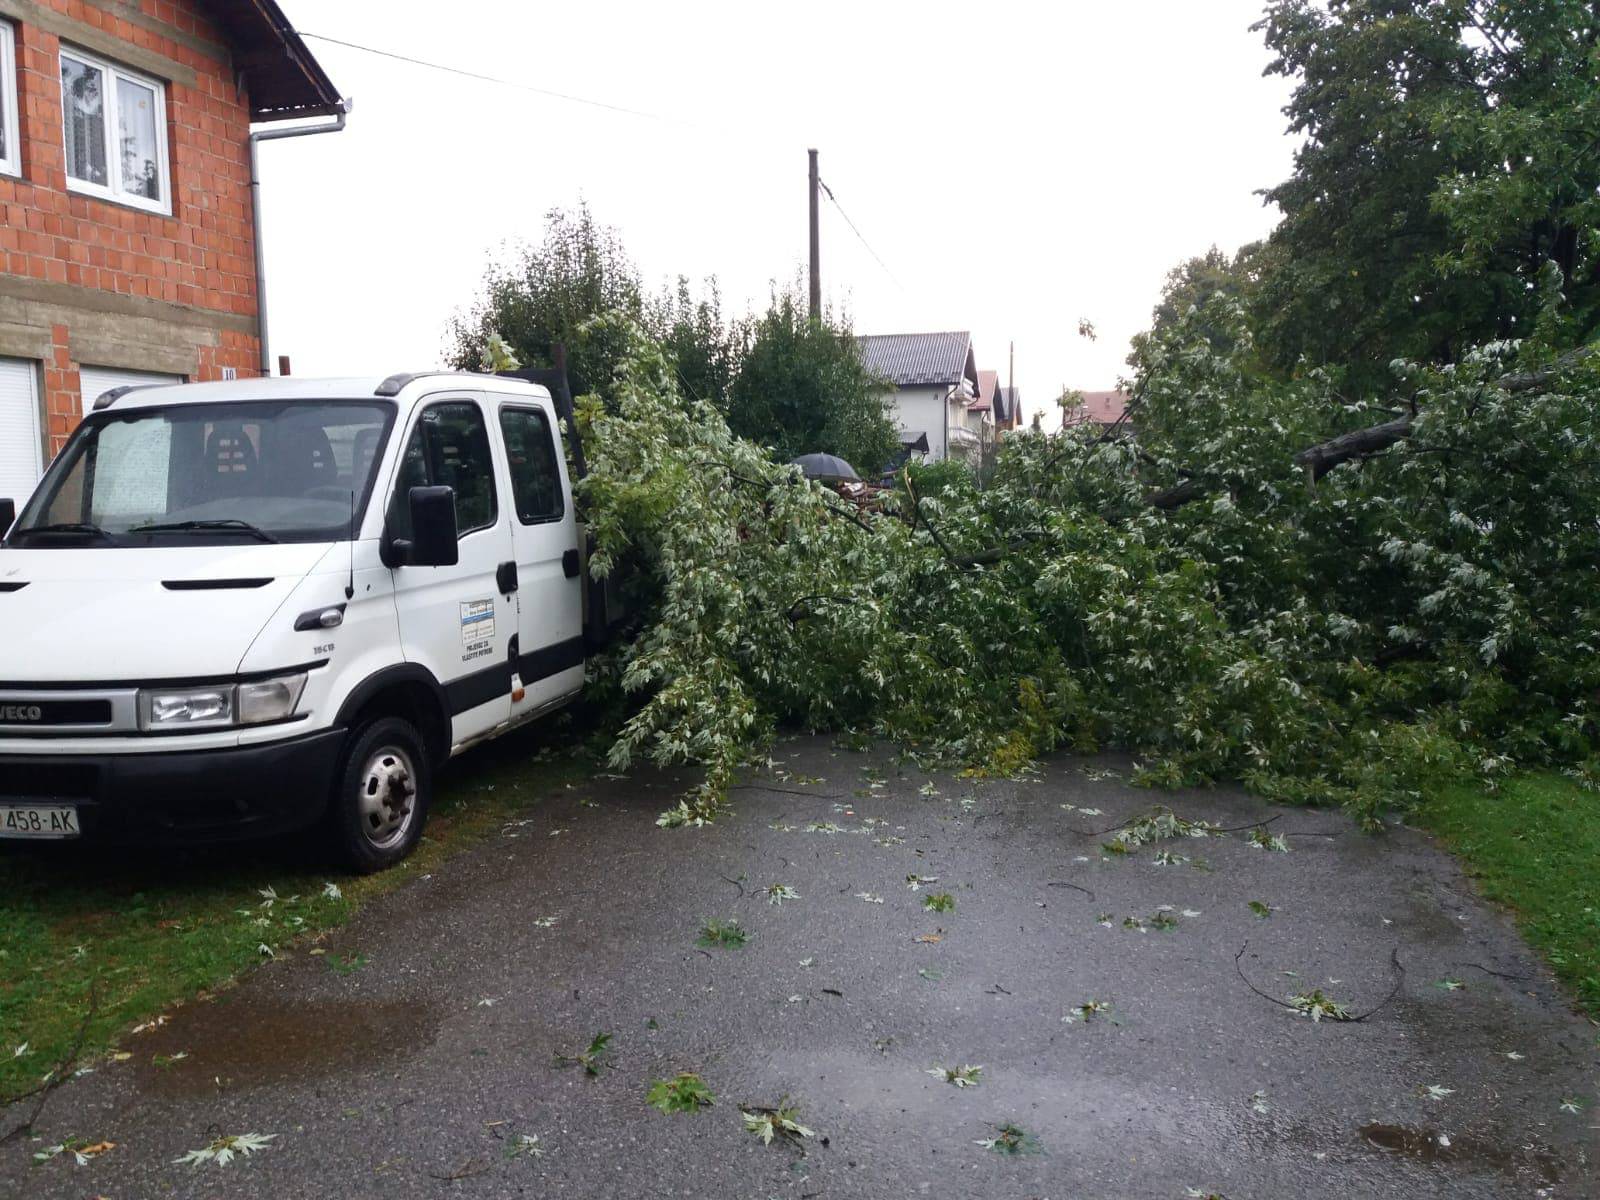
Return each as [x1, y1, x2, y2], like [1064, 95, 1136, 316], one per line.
[264, 0, 1299, 425]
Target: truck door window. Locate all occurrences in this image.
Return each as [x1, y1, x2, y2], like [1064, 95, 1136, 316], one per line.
[387, 401, 498, 540]
[498, 407, 564, 523]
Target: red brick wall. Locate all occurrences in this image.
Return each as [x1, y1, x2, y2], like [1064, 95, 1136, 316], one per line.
[0, 0, 263, 454]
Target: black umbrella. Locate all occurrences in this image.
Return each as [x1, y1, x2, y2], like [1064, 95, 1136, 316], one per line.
[789, 453, 860, 482]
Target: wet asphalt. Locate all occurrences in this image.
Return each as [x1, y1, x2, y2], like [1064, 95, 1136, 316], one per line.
[4, 736, 1597, 1199]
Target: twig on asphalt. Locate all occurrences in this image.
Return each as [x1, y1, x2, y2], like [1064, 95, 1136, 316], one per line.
[1350, 949, 1406, 1021]
[1233, 942, 1404, 1022]
[1072, 812, 1284, 839]
[1047, 880, 1096, 900]
[0, 978, 99, 1145]
[1454, 960, 1534, 983]
[731, 783, 844, 799]
[429, 1159, 492, 1182]
[1234, 943, 1302, 1013]
[718, 874, 747, 897]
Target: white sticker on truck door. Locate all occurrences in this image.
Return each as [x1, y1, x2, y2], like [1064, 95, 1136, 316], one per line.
[461, 599, 496, 660]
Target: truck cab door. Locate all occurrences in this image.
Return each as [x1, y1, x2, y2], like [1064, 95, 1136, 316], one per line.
[385, 394, 514, 746]
[493, 398, 584, 714]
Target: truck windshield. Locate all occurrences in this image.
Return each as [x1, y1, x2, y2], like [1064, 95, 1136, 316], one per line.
[9, 400, 395, 547]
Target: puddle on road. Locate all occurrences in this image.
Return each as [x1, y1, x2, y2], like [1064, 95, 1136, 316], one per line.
[1359, 1123, 1563, 1184]
[137, 997, 442, 1098]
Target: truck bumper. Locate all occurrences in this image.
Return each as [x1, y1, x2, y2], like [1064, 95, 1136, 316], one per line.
[0, 729, 347, 845]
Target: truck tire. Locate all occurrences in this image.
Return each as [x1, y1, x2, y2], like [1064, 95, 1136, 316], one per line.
[328, 716, 431, 873]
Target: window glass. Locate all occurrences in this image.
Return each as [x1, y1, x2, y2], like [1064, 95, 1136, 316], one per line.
[61, 54, 108, 187]
[499, 407, 564, 523]
[117, 76, 160, 202]
[14, 401, 394, 546]
[0, 22, 17, 175]
[386, 402, 498, 541]
[58, 48, 167, 211]
[88, 418, 171, 525]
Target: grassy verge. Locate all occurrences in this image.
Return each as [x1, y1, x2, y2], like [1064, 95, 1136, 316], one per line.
[1418, 772, 1600, 1018]
[0, 722, 587, 1099]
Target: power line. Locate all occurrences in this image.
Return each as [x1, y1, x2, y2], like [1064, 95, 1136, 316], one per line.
[299, 31, 686, 126]
[817, 178, 905, 292]
[300, 32, 911, 298]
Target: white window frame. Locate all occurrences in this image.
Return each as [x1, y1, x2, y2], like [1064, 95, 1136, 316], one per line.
[58, 44, 171, 216]
[0, 22, 20, 179]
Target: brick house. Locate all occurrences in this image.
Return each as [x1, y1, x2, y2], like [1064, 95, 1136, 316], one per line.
[0, 0, 342, 504]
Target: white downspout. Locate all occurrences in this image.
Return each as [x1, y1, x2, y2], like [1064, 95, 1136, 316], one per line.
[249, 99, 351, 376]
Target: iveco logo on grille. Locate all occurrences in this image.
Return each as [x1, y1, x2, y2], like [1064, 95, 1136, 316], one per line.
[1, 705, 44, 721]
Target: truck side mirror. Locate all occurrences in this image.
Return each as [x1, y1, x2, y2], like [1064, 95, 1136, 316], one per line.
[398, 485, 459, 567]
[0, 499, 13, 536]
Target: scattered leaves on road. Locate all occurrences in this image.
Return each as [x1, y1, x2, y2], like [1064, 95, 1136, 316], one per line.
[765, 884, 800, 906]
[174, 1132, 276, 1167]
[1247, 828, 1290, 852]
[742, 1103, 815, 1146]
[1289, 990, 1352, 1021]
[926, 1064, 983, 1087]
[647, 1072, 715, 1114]
[697, 918, 749, 948]
[975, 1122, 1040, 1155]
[555, 1032, 613, 1076]
[1061, 999, 1116, 1025]
[504, 1132, 544, 1160]
[32, 1137, 114, 1167]
[923, 892, 956, 913]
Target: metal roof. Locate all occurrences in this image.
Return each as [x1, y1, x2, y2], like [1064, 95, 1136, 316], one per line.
[995, 386, 1021, 424]
[206, 0, 344, 121]
[857, 332, 978, 390]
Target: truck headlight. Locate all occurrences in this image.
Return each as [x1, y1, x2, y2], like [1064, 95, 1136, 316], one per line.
[237, 673, 308, 725]
[140, 686, 234, 730]
[138, 672, 307, 730]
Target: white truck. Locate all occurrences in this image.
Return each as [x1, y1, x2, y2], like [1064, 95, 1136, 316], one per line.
[0, 370, 611, 871]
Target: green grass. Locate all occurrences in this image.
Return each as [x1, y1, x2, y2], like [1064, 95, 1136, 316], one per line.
[0, 725, 586, 1098]
[1419, 772, 1600, 1017]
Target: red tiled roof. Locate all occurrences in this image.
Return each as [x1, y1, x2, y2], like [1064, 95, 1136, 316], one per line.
[1064, 390, 1130, 426]
[971, 369, 999, 412]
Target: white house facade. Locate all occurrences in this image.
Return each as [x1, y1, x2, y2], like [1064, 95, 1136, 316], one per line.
[857, 332, 981, 465]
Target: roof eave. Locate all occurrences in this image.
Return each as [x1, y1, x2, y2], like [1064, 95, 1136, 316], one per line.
[216, 0, 344, 124]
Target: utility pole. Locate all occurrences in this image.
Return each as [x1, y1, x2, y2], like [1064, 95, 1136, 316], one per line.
[1007, 341, 1015, 428]
[808, 148, 821, 322]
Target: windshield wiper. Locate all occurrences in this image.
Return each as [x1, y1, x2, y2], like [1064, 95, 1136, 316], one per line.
[134, 519, 279, 544]
[16, 521, 114, 541]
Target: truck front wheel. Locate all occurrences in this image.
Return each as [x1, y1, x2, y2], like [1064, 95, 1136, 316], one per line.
[328, 716, 432, 873]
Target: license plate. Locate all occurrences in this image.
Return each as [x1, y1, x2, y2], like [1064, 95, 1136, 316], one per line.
[0, 804, 81, 839]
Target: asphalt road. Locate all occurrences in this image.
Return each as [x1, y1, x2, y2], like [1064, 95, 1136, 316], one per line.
[6, 737, 1597, 1199]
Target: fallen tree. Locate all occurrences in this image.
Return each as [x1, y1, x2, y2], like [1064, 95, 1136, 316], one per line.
[571, 304, 1600, 828]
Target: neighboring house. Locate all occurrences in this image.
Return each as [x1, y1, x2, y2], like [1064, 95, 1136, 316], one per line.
[994, 385, 1022, 432]
[968, 368, 998, 437]
[0, 0, 344, 506]
[857, 331, 980, 464]
[1063, 389, 1132, 435]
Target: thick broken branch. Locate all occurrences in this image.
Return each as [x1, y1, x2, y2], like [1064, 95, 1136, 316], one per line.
[1149, 341, 1598, 507]
[1145, 478, 1209, 510]
[1293, 416, 1415, 481]
[1499, 342, 1596, 393]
